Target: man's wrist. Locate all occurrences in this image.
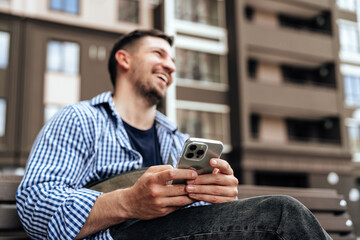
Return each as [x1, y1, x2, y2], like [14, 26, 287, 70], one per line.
[98, 189, 131, 222]
[112, 188, 133, 221]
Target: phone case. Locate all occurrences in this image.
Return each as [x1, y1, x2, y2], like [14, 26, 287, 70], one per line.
[173, 138, 223, 184]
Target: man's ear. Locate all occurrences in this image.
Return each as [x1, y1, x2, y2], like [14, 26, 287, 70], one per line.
[115, 50, 131, 70]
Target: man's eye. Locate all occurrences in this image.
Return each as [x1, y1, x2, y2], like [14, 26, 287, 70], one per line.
[154, 51, 162, 56]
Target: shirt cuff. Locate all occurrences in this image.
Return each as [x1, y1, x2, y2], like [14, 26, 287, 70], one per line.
[49, 188, 102, 239]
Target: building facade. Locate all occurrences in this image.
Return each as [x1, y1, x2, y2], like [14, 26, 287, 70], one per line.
[226, 0, 360, 236]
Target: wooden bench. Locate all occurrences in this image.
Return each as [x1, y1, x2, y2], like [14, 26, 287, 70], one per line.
[0, 174, 29, 240]
[0, 174, 356, 240]
[238, 185, 356, 240]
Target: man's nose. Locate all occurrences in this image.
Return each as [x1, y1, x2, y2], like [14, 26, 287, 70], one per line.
[163, 56, 176, 74]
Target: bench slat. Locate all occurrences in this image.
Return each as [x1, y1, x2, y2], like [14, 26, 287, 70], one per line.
[237, 185, 347, 212]
[238, 185, 339, 198]
[238, 193, 346, 212]
[330, 233, 357, 240]
[315, 213, 353, 233]
[0, 175, 22, 201]
[0, 232, 30, 240]
[0, 206, 23, 229]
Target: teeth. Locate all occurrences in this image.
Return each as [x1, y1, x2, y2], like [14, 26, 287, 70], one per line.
[156, 73, 168, 83]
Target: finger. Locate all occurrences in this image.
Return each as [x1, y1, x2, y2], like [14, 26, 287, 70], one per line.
[159, 196, 197, 207]
[146, 165, 173, 173]
[141, 206, 181, 220]
[156, 168, 197, 183]
[186, 185, 238, 198]
[210, 159, 233, 175]
[188, 193, 236, 204]
[187, 173, 238, 186]
[162, 184, 189, 197]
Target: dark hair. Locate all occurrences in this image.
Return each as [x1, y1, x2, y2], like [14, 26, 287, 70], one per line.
[108, 29, 174, 87]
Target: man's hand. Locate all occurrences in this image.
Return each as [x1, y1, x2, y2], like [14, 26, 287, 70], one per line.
[185, 158, 239, 203]
[76, 165, 197, 239]
[120, 165, 198, 220]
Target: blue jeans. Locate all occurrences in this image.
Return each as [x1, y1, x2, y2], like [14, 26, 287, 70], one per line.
[110, 195, 332, 240]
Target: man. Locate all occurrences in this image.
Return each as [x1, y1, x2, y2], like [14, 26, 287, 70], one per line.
[16, 29, 332, 240]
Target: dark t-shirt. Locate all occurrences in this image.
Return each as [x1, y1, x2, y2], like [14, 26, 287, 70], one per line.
[123, 120, 162, 167]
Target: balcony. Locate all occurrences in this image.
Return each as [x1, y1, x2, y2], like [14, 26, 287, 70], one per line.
[244, 22, 334, 60]
[246, 81, 338, 118]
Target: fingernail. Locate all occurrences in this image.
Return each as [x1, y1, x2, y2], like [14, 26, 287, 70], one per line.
[187, 180, 195, 185]
[211, 159, 217, 165]
[187, 185, 195, 192]
[192, 172, 197, 178]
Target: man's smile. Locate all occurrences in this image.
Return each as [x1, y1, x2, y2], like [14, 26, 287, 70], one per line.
[154, 72, 169, 85]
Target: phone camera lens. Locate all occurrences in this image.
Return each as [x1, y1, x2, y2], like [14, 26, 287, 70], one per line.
[186, 153, 194, 158]
[189, 145, 197, 151]
[197, 150, 204, 155]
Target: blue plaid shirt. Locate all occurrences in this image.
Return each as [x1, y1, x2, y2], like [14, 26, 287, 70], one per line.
[16, 92, 202, 240]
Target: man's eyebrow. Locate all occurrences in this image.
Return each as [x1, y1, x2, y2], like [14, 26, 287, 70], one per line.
[151, 47, 175, 63]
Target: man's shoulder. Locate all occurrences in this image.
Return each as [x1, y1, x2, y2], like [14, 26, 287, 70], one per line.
[47, 92, 113, 129]
[71, 92, 113, 118]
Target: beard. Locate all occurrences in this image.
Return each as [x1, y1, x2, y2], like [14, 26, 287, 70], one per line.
[135, 79, 163, 106]
[129, 58, 168, 107]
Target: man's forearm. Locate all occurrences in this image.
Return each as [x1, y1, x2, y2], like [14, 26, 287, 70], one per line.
[75, 189, 130, 239]
[76, 166, 200, 238]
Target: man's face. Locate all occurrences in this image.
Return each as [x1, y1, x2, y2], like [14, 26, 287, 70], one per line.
[128, 36, 175, 106]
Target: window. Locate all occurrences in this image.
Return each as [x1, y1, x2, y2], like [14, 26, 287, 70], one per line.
[175, 0, 221, 26]
[247, 59, 258, 79]
[0, 32, 10, 139]
[0, 98, 6, 137]
[165, 0, 228, 125]
[347, 118, 360, 162]
[337, 0, 357, 12]
[250, 114, 260, 139]
[45, 40, 80, 122]
[281, 63, 336, 88]
[344, 75, 360, 106]
[44, 105, 63, 123]
[278, 11, 332, 35]
[46, 40, 80, 74]
[348, 125, 360, 157]
[339, 23, 360, 53]
[118, 0, 139, 23]
[286, 117, 341, 144]
[347, 112, 360, 161]
[50, 0, 79, 14]
[176, 48, 221, 84]
[176, 107, 230, 146]
[0, 32, 10, 69]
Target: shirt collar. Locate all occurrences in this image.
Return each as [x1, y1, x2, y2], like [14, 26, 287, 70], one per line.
[90, 91, 178, 133]
[155, 111, 178, 133]
[90, 91, 114, 107]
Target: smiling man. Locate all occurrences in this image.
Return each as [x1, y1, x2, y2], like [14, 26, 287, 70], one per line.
[16, 29, 332, 240]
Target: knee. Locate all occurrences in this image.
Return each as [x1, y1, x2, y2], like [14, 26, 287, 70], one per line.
[229, 195, 309, 228]
[269, 195, 302, 206]
[266, 195, 312, 218]
[233, 195, 311, 221]
[267, 195, 306, 209]
[235, 195, 306, 217]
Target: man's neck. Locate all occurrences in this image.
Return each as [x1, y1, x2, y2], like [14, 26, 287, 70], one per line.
[112, 89, 157, 131]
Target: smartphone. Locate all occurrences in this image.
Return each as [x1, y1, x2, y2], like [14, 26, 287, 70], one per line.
[173, 137, 223, 184]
